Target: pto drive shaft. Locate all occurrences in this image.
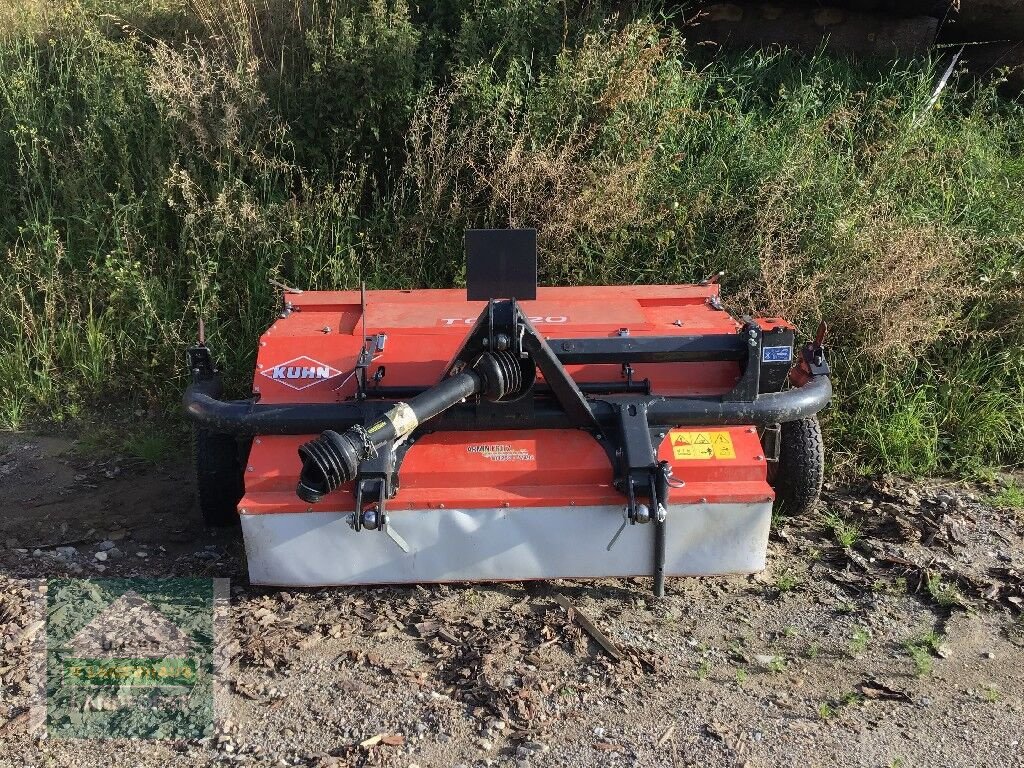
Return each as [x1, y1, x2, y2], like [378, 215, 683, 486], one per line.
[295, 350, 524, 503]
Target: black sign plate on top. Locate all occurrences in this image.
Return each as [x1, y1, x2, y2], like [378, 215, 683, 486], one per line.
[465, 228, 538, 301]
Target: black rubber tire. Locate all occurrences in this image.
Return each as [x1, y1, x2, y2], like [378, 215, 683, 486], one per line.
[193, 429, 246, 527]
[769, 416, 824, 516]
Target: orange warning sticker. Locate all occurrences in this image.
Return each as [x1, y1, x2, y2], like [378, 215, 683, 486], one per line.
[669, 430, 736, 460]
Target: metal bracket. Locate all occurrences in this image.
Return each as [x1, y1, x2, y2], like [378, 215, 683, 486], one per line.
[802, 334, 831, 377]
[348, 444, 411, 552]
[604, 402, 672, 596]
[444, 299, 598, 431]
[186, 344, 217, 383]
[520, 316, 599, 431]
[760, 423, 781, 462]
[722, 321, 762, 402]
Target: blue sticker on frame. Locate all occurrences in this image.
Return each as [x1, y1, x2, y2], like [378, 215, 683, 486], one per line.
[762, 346, 792, 363]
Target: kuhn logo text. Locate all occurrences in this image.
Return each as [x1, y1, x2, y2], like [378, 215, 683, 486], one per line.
[260, 356, 342, 391]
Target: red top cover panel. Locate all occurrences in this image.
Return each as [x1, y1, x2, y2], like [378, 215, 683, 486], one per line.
[253, 285, 750, 403]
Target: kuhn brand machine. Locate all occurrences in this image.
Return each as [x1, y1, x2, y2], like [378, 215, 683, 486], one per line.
[185, 230, 831, 595]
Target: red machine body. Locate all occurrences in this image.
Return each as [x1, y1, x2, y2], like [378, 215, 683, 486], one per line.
[242, 285, 787, 520]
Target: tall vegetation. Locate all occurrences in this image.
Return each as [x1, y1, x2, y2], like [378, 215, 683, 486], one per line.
[1, 0, 1021, 476]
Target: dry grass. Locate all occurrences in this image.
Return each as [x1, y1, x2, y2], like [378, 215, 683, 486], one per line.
[399, 23, 673, 279]
[739, 209, 974, 362]
[0, 1, 1021, 475]
[0, 0, 51, 38]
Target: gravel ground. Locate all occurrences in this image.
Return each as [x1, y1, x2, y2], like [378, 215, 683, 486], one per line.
[1, 433, 1023, 768]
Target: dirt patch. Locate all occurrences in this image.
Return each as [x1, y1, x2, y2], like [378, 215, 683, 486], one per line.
[1, 432, 1023, 767]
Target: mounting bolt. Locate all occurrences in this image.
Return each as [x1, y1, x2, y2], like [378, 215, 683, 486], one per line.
[239, 508, 248, 515]
[700, 497, 708, 504]
[247, 465, 254, 472]
[747, 427, 756, 433]
[748, 337, 758, 347]
[754, 455, 764, 461]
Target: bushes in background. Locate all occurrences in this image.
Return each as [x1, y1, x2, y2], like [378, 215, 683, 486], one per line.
[0, 0, 1021, 476]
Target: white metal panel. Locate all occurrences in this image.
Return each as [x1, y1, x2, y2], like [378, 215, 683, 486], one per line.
[240, 502, 771, 587]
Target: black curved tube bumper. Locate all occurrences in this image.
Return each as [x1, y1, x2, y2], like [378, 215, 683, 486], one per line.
[184, 375, 832, 436]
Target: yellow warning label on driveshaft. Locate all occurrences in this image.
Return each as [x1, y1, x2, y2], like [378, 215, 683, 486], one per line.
[669, 430, 736, 460]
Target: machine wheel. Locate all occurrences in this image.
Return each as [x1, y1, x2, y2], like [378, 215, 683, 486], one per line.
[193, 429, 246, 527]
[768, 416, 824, 516]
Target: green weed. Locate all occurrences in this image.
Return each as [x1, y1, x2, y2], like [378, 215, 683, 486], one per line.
[773, 569, 800, 594]
[990, 482, 1024, 510]
[903, 632, 943, 677]
[926, 574, 966, 609]
[840, 690, 863, 707]
[123, 432, 175, 464]
[835, 600, 857, 615]
[848, 627, 870, 655]
[823, 512, 861, 549]
[906, 644, 933, 676]
[905, 634, 942, 675]
[918, 630, 944, 655]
